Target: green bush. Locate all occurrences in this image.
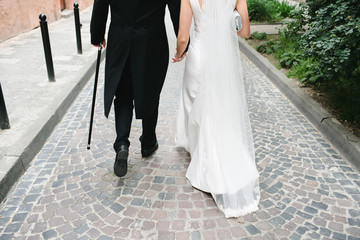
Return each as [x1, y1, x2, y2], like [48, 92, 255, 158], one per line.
[300, 0, 360, 84]
[280, 51, 302, 68]
[247, 0, 295, 22]
[281, 0, 360, 121]
[276, 1, 296, 18]
[288, 58, 322, 84]
[248, 31, 268, 40]
[247, 0, 273, 22]
[256, 40, 280, 54]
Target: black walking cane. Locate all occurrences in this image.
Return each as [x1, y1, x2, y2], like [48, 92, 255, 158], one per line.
[87, 45, 103, 150]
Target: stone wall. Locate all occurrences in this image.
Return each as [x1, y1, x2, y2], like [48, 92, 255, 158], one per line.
[0, 0, 93, 42]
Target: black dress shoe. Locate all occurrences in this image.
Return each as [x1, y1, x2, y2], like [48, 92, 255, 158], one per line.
[114, 145, 129, 177]
[141, 141, 158, 158]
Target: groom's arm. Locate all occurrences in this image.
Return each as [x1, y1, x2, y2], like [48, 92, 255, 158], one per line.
[167, 0, 181, 36]
[90, 0, 110, 45]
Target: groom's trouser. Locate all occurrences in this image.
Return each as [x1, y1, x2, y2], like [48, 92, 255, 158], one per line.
[113, 59, 158, 152]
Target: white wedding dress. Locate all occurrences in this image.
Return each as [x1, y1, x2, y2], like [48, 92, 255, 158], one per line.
[176, 0, 260, 218]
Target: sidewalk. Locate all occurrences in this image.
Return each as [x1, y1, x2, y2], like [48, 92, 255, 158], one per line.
[0, 6, 359, 239]
[0, 7, 102, 203]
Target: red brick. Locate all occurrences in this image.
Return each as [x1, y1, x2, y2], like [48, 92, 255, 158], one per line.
[203, 231, 217, 240]
[153, 210, 167, 220]
[176, 232, 190, 240]
[122, 206, 139, 218]
[178, 201, 193, 209]
[142, 220, 156, 230]
[156, 221, 170, 231]
[189, 210, 202, 219]
[216, 229, 232, 239]
[230, 226, 247, 238]
[119, 218, 134, 227]
[171, 220, 185, 231]
[204, 220, 216, 230]
[138, 209, 154, 219]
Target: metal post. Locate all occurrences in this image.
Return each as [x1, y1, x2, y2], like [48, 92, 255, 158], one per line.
[0, 83, 10, 130]
[39, 14, 55, 82]
[74, 3, 82, 54]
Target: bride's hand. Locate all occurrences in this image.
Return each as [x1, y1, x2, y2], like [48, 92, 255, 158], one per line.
[172, 51, 186, 63]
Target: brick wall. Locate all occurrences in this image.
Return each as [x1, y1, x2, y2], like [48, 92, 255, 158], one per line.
[0, 0, 93, 42]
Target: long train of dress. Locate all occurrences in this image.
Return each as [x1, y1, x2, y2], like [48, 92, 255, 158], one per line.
[176, 0, 260, 218]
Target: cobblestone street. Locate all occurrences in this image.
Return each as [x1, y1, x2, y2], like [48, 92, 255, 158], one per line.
[0, 15, 360, 240]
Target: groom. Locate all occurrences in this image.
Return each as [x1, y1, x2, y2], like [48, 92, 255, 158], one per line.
[90, 0, 182, 177]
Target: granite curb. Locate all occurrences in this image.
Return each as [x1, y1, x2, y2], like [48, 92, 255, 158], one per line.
[238, 37, 360, 172]
[0, 50, 106, 203]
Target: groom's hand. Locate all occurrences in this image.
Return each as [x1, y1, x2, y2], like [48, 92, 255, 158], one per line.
[93, 39, 106, 48]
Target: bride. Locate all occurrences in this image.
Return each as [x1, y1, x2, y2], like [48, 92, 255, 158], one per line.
[172, 0, 260, 218]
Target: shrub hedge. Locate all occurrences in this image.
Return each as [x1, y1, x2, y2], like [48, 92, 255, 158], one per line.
[279, 0, 360, 121]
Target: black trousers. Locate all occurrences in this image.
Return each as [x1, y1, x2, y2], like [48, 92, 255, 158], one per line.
[113, 58, 158, 152]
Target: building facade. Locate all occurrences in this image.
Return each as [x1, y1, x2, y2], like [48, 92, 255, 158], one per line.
[0, 0, 93, 42]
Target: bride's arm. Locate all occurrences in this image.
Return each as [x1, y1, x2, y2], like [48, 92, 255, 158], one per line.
[236, 0, 250, 38]
[175, 0, 192, 59]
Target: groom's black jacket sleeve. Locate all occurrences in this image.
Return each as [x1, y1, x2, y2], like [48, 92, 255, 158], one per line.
[167, 0, 181, 36]
[90, 0, 109, 45]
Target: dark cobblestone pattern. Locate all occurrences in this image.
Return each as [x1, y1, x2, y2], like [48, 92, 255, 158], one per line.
[1, 27, 360, 240]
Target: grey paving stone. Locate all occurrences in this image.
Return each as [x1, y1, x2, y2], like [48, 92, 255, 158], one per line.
[126, 180, 139, 188]
[12, 213, 28, 222]
[42, 229, 58, 239]
[0, 234, 14, 240]
[5, 198, 21, 206]
[51, 180, 64, 188]
[3, 222, 22, 233]
[304, 206, 318, 214]
[74, 224, 89, 235]
[34, 177, 47, 185]
[97, 236, 113, 240]
[110, 203, 124, 213]
[334, 192, 348, 199]
[0, 208, 16, 218]
[131, 198, 144, 206]
[133, 173, 144, 180]
[289, 233, 301, 240]
[245, 224, 261, 235]
[349, 209, 360, 218]
[269, 217, 285, 227]
[23, 194, 40, 203]
[18, 204, 33, 212]
[191, 231, 201, 240]
[296, 211, 313, 220]
[349, 237, 360, 240]
[32, 222, 47, 233]
[311, 201, 328, 210]
[307, 231, 321, 239]
[332, 232, 347, 240]
[320, 227, 332, 237]
[0, 218, 10, 227]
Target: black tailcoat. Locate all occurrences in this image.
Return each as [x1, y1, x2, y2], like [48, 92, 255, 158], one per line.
[90, 0, 180, 119]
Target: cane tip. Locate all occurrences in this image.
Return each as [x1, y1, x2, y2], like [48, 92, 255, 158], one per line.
[87, 145, 90, 150]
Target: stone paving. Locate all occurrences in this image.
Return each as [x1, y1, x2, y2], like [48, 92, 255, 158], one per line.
[1, 15, 360, 240]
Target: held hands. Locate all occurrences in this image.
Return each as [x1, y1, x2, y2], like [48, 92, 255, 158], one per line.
[172, 50, 187, 63]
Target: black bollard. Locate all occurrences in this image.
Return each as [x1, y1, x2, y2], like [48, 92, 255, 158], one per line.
[74, 3, 83, 54]
[0, 83, 10, 130]
[39, 14, 55, 82]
